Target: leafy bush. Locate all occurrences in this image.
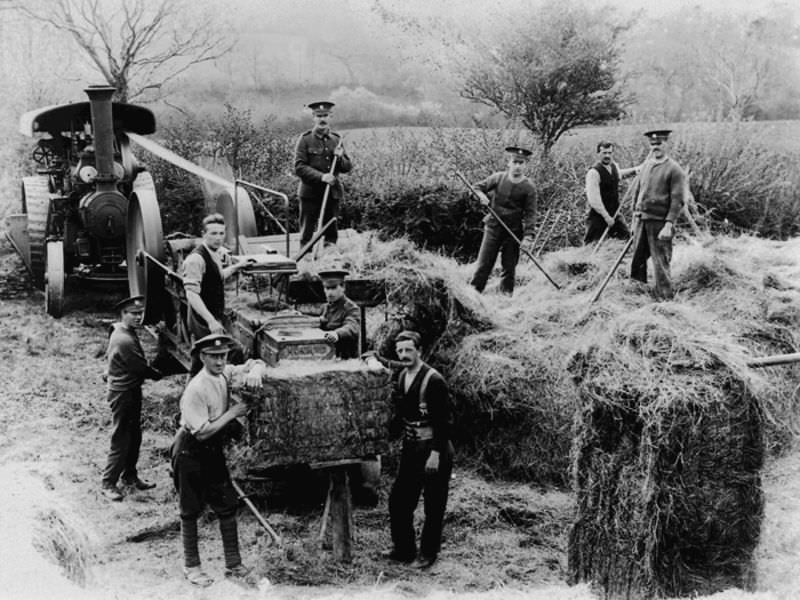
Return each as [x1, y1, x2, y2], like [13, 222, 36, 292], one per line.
[144, 112, 800, 251]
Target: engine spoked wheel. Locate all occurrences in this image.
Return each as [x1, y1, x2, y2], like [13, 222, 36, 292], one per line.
[126, 172, 165, 325]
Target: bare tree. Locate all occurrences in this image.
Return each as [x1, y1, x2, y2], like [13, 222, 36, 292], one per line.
[460, 2, 631, 155]
[13, 0, 232, 102]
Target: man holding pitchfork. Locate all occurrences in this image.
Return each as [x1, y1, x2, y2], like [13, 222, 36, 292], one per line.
[294, 101, 352, 250]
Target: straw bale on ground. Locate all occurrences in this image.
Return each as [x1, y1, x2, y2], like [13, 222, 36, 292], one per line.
[566, 304, 766, 598]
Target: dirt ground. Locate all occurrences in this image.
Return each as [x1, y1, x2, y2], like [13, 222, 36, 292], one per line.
[0, 234, 798, 600]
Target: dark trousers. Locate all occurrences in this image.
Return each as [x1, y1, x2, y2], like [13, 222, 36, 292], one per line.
[584, 211, 630, 244]
[470, 221, 521, 294]
[299, 196, 340, 247]
[170, 429, 239, 520]
[630, 219, 674, 300]
[389, 440, 454, 560]
[171, 429, 241, 568]
[102, 387, 143, 486]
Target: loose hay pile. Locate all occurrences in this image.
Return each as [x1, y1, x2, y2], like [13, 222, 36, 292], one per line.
[567, 304, 766, 598]
[294, 234, 799, 494]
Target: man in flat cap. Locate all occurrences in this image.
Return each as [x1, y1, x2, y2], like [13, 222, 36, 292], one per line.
[629, 129, 686, 300]
[101, 296, 162, 501]
[584, 141, 642, 244]
[294, 101, 353, 249]
[183, 212, 250, 374]
[469, 146, 537, 295]
[170, 334, 269, 587]
[318, 268, 360, 359]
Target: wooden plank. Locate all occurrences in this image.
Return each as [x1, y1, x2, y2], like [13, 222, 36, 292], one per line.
[330, 467, 353, 562]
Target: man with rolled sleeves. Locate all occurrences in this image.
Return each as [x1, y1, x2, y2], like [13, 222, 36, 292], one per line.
[294, 101, 353, 248]
[584, 141, 641, 244]
[469, 146, 537, 295]
[101, 295, 162, 501]
[318, 268, 360, 359]
[183, 213, 250, 374]
[383, 330, 454, 569]
[170, 334, 269, 587]
[629, 129, 686, 300]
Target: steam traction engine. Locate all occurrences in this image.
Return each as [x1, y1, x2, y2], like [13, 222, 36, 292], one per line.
[5, 85, 162, 317]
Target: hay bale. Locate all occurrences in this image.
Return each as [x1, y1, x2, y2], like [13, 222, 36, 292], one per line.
[567, 305, 765, 598]
[235, 360, 393, 468]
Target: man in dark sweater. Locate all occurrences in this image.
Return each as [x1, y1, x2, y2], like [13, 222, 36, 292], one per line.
[318, 268, 360, 359]
[294, 101, 353, 248]
[101, 296, 162, 501]
[469, 146, 537, 295]
[584, 141, 642, 244]
[384, 330, 454, 569]
[629, 129, 687, 300]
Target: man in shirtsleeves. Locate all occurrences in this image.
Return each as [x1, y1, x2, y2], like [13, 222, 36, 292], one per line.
[101, 295, 162, 501]
[584, 141, 642, 244]
[469, 146, 537, 295]
[182, 213, 250, 374]
[170, 334, 269, 587]
[629, 129, 687, 300]
[383, 330, 454, 569]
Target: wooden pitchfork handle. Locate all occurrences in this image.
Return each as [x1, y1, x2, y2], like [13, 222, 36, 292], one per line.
[312, 138, 344, 259]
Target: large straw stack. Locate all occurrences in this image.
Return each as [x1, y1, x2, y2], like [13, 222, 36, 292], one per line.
[566, 304, 765, 598]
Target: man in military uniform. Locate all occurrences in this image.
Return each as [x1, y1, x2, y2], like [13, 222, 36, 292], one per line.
[584, 141, 642, 244]
[383, 330, 454, 569]
[469, 146, 537, 295]
[183, 213, 250, 373]
[318, 268, 360, 359]
[294, 101, 353, 248]
[171, 334, 269, 587]
[630, 129, 687, 300]
[101, 296, 162, 501]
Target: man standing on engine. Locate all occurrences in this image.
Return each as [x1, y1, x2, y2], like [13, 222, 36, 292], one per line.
[294, 101, 352, 249]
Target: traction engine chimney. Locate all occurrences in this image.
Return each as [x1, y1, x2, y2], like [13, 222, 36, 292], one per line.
[84, 85, 117, 189]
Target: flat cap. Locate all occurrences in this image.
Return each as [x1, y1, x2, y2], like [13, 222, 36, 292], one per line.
[307, 101, 335, 114]
[643, 129, 673, 141]
[317, 268, 349, 283]
[504, 146, 533, 158]
[191, 333, 234, 355]
[115, 295, 145, 313]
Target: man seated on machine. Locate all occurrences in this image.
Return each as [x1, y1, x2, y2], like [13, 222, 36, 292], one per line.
[318, 268, 360, 359]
